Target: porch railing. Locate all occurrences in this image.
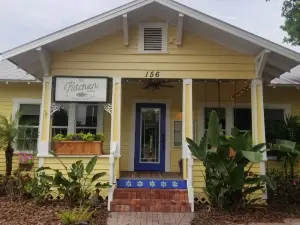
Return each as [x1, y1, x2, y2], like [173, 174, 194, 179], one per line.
[186, 143, 195, 212]
[107, 141, 119, 211]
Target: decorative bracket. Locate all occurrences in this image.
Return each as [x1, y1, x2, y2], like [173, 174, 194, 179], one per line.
[51, 103, 61, 115]
[104, 104, 112, 114]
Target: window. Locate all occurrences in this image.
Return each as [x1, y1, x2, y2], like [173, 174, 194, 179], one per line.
[265, 108, 285, 147]
[234, 108, 252, 132]
[76, 104, 98, 134]
[52, 104, 68, 136]
[17, 104, 40, 152]
[173, 121, 196, 147]
[138, 23, 167, 53]
[205, 108, 226, 130]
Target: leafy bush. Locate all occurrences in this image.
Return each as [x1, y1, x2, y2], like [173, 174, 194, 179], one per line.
[53, 133, 105, 142]
[38, 151, 110, 206]
[187, 111, 276, 209]
[267, 170, 300, 205]
[24, 172, 51, 202]
[56, 207, 95, 225]
[3, 169, 31, 200]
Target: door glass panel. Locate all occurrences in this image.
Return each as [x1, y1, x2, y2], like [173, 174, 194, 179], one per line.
[140, 108, 160, 163]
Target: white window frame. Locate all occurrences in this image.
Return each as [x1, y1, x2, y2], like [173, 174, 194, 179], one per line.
[173, 120, 197, 148]
[12, 98, 42, 153]
[138, 22, 168, 54]
[198, 102, 291, 160]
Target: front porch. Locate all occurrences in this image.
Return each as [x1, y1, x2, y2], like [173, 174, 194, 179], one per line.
[37, 77, 272, 212]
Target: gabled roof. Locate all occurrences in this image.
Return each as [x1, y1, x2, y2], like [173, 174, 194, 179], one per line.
[0, 60, 37, 82]
[1, 0, 300, 80]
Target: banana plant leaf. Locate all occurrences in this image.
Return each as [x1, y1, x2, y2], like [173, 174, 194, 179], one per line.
[91, 172, 106, 183]
[229, 165, 244, 189]
[207, 111, 220, 147]
[86, 156, 98, 174]
[241, 151, 263, 163]
[186, 137, 207, 161]
[260, 175, 276, 190]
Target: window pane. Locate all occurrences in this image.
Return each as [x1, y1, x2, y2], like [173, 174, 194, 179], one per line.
[265, 109, 285, 154]
[76, 105, 98, 128]
[234, 108, 251, 131]
[53, 104, 68, 126]
[19, 104, 40, 125]
[205, 108, 225, 129]
[174, 121, 182, 147]
[173, 121, 196, 147]
[76, 128, 97, 134]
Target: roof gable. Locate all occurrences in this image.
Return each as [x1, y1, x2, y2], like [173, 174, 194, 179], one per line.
[1, 0, 299, 80]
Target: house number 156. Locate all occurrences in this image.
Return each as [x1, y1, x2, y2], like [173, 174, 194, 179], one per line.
[145, 71, 160, 77]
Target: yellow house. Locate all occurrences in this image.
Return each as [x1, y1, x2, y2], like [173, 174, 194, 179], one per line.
[1, 0, 300, 212]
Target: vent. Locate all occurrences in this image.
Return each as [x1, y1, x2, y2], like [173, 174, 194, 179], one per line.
[138, 22, 167, 53]
[143, 28, 163, 51]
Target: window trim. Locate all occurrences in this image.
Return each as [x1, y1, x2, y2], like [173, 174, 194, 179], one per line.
[198, 102, 291, 160]
[12, 98, 42, 153]
[138, 22, 168, 54]
[173, 120, 197, 148]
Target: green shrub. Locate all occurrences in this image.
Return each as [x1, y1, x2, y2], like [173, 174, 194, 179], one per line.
[53, 133, 104, 142]
[267, 170, 300, 205]
[56, 207, 95, 225]
[38, 151, 110, 206]
[187, 110, 276, 209]
[24, 172, 51, 202]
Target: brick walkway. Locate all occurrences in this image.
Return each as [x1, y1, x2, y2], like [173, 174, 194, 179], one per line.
[107, 212, 194, 225]
[107, 214, 300, 225]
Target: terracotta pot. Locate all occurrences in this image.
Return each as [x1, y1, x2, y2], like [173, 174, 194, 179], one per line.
[54, 141, 103, 155]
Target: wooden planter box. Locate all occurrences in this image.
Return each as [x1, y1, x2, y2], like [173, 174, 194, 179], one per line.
[54, 141, 103, 155]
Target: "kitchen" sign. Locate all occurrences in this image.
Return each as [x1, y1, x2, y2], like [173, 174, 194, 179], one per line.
[54, 77, 108, 102]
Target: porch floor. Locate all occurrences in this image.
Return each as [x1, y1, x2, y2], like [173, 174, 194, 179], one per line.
[120, 171, 183, 180]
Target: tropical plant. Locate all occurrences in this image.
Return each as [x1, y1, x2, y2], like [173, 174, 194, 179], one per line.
[0, 112, 21, 176]
[186, 110, 276, 209]
[270, 139, 300, 178]
[24, 172, 51, 202]
[53, 132, 105, 142]
[38, 151, 110, 206]
[56, 207, 95, 225]
[267, 114, 300, 177]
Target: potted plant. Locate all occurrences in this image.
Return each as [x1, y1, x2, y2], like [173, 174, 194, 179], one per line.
[53, 132, 105, 155]
[18, 152, 34, 171]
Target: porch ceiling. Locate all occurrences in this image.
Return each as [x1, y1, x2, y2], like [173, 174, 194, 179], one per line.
[1, 0, 300, 81]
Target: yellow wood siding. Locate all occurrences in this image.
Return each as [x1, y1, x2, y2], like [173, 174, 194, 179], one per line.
[0, 83, 42, 174]
[51, 23, 255, 80]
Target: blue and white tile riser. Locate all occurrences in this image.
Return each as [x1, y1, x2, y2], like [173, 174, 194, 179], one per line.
[117, 179, 187, 189]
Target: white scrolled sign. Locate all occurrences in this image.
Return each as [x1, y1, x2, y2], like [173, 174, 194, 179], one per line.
[54, 77, 108, 102]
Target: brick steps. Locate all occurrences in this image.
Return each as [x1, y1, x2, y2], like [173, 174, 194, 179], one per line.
[111, 188, 190, 212]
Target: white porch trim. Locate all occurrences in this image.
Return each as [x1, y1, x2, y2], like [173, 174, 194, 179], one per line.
[129, 99, 171, 172]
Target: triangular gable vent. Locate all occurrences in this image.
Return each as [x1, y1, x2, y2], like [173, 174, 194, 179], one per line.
[139, 22, 167, 53]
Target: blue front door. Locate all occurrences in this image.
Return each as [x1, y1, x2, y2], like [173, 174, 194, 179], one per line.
[134, 103, 166, 171]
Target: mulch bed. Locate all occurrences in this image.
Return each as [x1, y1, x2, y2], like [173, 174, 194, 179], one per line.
[191, 203, 300, 225]
[0, 197, 109, 225]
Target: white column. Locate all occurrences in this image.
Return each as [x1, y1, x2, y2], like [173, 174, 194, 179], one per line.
[67, 103, 76, 134]
[37, 76, 52, 157]
[182, 78, 194, 212]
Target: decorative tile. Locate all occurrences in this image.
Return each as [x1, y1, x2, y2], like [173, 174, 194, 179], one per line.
[117, 179, 187, 189]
